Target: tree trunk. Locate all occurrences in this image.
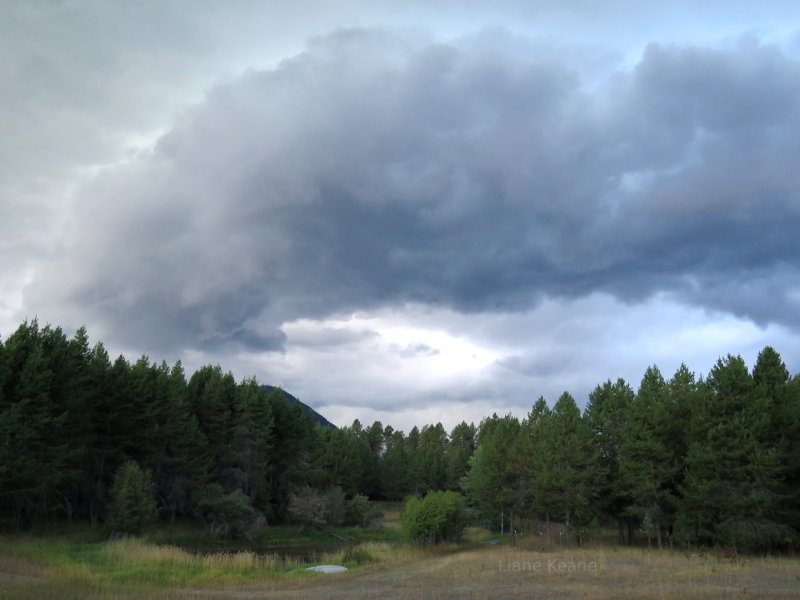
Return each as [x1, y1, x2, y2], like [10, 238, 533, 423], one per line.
[626, 518, 635, 546]
[657, 525, 663, 550]
[565, 509, 571, 548]
[511, 509, 516, 546]
[618, 518, 625, 545]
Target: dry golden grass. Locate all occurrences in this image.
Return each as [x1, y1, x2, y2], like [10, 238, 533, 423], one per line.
[179, 542, 800, 600]
[0, 553, 46, 582]
[100, 537, 304, 571]
[3, 531, 799, 600]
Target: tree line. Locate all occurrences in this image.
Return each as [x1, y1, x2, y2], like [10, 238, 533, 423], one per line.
[1, 319, 798, 551]
[462, 353, 800, 552]
[0, 320, 472, 533]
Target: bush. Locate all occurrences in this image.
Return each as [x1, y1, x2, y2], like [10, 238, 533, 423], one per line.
[288, 487, 331, 529]
[716, 517, 794, 553]
[325, 487, 347, 526]
[196, 484, 266, 539]
[344, 494, 383, 527]
[401, 491, 469, 545]
[288, 487, 382, 529]
[105, 460, 158, 535]
[341, 544, 375, 565]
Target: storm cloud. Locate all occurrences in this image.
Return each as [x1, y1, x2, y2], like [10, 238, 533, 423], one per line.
[23, 29, 800, 359]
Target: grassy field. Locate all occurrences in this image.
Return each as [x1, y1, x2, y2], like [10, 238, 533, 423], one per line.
[2, 506, 799, 599]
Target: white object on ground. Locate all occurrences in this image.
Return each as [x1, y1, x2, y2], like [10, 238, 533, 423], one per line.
[305, 565, 349, 574]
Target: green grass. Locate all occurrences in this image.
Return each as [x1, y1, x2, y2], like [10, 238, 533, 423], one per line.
[0, 533, 313, 599]
[4, 533, 800, 600]
[0, 504, 405, 599]
[6, 506, 798, 599]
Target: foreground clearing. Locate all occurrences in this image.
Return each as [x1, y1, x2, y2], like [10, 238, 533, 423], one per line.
[1, 535, 799, 599]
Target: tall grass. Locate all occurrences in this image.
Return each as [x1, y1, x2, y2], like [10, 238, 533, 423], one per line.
[101, 537, 302, 571]
[0, 534, 317, 599]
[4, 523, 800, 600]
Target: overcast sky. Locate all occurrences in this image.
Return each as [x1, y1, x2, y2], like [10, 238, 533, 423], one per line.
[3, 1, 800, 431]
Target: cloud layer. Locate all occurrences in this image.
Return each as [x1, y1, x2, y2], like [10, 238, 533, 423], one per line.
[23, 29, 800, 362]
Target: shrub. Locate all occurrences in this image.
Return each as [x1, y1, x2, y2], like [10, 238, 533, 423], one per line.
[341, 544, 375, 565]
[288, 487, 381, 529]
[344, 494, 383, 527]
[401, 491, 469, 545]
[196, 484, 266, 539]
[288, 487, 331, 530]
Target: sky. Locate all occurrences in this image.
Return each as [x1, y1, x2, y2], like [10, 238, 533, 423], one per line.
[3, 0, 800, 431]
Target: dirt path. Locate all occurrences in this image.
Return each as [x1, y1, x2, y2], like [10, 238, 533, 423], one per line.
[3, 543, 799, 599]
[168, 546, 800, 600]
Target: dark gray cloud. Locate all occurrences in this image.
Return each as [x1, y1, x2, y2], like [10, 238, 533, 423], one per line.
[23, 29, 800, 356]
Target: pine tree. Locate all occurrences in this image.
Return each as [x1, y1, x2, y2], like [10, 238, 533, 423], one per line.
[619, 366, 675, 549]
[0, 327, 71, 526]
[265, 389, 317, 519]
[82, 341, 116, 525]
[105, 460, 158, 535]
[154, 361, 210, 520]
[360, 421, 385, 497]
[752, 347, 798, 547]
[187, 365, 237, 484]
[532, 393, 601, 546]
[379, 428, 410, 500]
[584, 378, 634, 544]
[445, 422, 476, 491]
[781, 375, 800, 542]
[417, 423, 448, 493]
[461, 414, 529, 533]
[404, 426, 422, 494]
[678, 354, 784, 550]
[0, 335, 8, 407]
[226, 377, 274, 513]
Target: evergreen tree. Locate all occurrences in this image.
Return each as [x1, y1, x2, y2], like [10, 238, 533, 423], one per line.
[379, 428, 410, 500]
[265, 389, 316, 519]
[0, 335, 8, 407]
[105, 460, 158, 534]
[619, 366, 677, 549]
[781, 374, 800, 541]
[584, 378, 634, 544]
[226, 377, 274, 513]
[404, 426, 422, 494]
[532, 393, 601, 546]
[445, 422, 476, 491]
[678, 354, 784, 550]
[187, 365, 238, 485]
[316, 425, 362, 496]
[360, 420, 385, 497]
[81, 342, 117, 524]
[462, 414, 528, 532]
[0, 330, 70, 526]
[417, 423, 448, 493]
[752, 347, 798, 546]
[154, 361, 210, 520]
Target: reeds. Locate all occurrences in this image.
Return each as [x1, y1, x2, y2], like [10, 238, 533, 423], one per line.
[100, 537, 303, 572]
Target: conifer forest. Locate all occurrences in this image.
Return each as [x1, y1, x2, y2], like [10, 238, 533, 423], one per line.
[1, 319, 798, 553]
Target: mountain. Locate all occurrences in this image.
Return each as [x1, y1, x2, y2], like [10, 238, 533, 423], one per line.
[261, 385, 337, 429]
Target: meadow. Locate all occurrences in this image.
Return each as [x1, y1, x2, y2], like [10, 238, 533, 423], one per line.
[1, 506, 799, 599]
